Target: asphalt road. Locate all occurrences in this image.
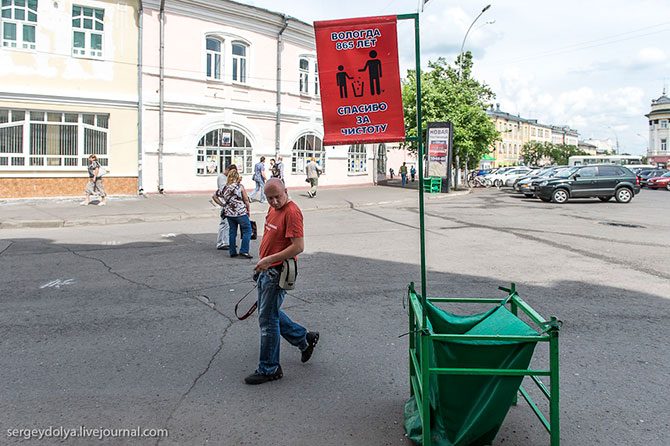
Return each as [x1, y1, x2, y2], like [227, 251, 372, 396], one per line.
[1, 187, 669, 445]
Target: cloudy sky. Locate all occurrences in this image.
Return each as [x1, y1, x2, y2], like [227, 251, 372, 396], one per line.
[247, 0, 670, 155]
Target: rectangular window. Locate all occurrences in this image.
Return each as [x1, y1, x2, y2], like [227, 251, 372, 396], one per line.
[232, 42, 247, 83]
[314, 62, 319, 96]
[661, 120, 668, 129]
[661, 139, 667, 151]
[348, 144, 367, 173]
[206, 37, 222, 80]
[1, 0, 37, 49]
[0, 108, 108, 169]
[299, 58, 309, 94]
[72, 5, 104, 57]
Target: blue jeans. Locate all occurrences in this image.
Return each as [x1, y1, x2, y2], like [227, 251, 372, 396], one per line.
[256, 268, 307, 375]
[227, 215, 251, 256]
[401, 173, 407, 186]
[251, 180, 266, 203]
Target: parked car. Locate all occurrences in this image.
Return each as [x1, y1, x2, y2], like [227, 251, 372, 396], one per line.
[487, 166, 531, 187]
[503, 168, 535, 187]
[646, 171, 670, 190]
[515, 167, 566, 197]
[535, 164, 640, 204]
[638, 169, 668, 187]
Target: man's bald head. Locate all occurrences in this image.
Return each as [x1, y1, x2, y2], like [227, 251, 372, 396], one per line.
[264, 178, 289, 209]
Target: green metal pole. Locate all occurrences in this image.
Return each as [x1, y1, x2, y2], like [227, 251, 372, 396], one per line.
[399, 13, 427, 444]
[549, 318, 560, 446]
[395, 13, 428, 325]
[398, 12, 426, 320]
[420, 334, 431, 446]
[409, 289, 415, 396]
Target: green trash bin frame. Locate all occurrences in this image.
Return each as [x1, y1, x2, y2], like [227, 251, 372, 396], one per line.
[423, 177, 442, 193]
[396, 11, 560, 445]
[407, 282, 560, 446]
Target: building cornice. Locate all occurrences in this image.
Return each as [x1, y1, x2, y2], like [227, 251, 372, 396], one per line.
[142, 0, 315, 49]
[143, 101, 322, 123]
[646, 109, 670, 118]
[0, 92, 138, 109]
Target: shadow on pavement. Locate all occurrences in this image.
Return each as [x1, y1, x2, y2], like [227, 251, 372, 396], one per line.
[0, 235, 668, 445]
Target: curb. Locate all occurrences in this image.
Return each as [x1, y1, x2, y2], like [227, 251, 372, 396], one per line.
[0, 190, 470, 230]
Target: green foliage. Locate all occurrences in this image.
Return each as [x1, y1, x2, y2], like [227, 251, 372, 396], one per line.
[402, 53, 498, 169]
[520, 142, 588, 165]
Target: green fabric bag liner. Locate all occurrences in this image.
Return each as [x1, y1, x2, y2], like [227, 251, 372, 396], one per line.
[404, 299, 539, 446]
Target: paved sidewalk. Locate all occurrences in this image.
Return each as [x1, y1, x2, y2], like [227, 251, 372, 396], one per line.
[0, 184, 468, 229]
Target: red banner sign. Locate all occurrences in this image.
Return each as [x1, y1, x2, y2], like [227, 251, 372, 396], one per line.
[314, 15, 406, 146]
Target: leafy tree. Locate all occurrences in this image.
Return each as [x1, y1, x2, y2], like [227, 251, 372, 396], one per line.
[548, 144, 587, 165]
[520, 142, 587, 165]
[402, 53, 498, 171]
[520, 141, 548, 166]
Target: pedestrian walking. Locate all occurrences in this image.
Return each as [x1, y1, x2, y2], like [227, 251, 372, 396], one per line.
[245, 178, 319, 385]
[389, 167, 394, 179]
[81, 154, 107, 206]
[410, 165, 416, 182]
[275, 156, 285, 182]
[213, 164, 237, 250]
[212, 169, 253, 259]
[400, 162, 408, 187]
[305, 157, 321, 198]
[250, 157, 267, 203]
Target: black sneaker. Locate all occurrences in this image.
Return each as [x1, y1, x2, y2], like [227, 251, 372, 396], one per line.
[244, 366, 283, 385]
[239, 253, 253, 259]
[301, 332, 319, 363]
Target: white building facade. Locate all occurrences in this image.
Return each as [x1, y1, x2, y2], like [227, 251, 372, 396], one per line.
[0, 0, 140, 198]
[645, 92, 670, 167]
[139, 0, 384, 194]
[1, 0, 392, 198]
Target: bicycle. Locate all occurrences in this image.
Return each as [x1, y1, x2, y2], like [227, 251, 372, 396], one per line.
[467, 172, 492, 188]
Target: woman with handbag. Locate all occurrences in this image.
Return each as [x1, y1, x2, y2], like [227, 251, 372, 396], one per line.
[81, 154, 107, 206]
[214, 169, 253, 259]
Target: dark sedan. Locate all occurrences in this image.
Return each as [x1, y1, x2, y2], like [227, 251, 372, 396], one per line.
[536, 165, 640, 204]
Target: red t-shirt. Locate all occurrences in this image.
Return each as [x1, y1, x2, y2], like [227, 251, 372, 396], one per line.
[259, 200, 304, 266]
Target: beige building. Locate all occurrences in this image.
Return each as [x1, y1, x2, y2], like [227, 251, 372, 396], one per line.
[487, 104, 524, 166]
[486, 104, 570, 167]
[645, 91, 670, 167]
[551, 125, 579, 146]
[0, 0, 139, 197]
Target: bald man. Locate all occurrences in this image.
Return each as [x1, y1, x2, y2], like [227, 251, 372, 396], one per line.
[245, 178, 319, 385]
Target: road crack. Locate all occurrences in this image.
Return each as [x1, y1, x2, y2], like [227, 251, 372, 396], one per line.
[0, 241, 13, 256]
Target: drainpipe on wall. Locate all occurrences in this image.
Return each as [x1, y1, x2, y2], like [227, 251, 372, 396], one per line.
[137, 1, 144, 194]
[275, 16, 289, 159]
[158, 0, 165, 193]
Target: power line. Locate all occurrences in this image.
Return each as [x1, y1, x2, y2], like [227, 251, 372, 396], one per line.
[488, 21, 670, 66]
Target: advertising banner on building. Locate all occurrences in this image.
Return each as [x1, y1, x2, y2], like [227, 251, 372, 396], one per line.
[426, 122, 453, 191]
[314, 15, 405, 146]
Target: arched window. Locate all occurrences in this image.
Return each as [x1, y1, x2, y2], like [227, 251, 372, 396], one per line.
[196, 128, 252, 175]
[299, 58, 309, 94]
[291, 134, 324, 173]
[376, 143, 386, 175]
[206, 37, 222, 80]
[232, 41, 247, 83]
[348, 144, 367, 173]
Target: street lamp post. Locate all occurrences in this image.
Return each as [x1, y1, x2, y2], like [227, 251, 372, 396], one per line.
[606, 125, 620, 155]
[455, 4, 491, 188]
[636, 133, 649, 156]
